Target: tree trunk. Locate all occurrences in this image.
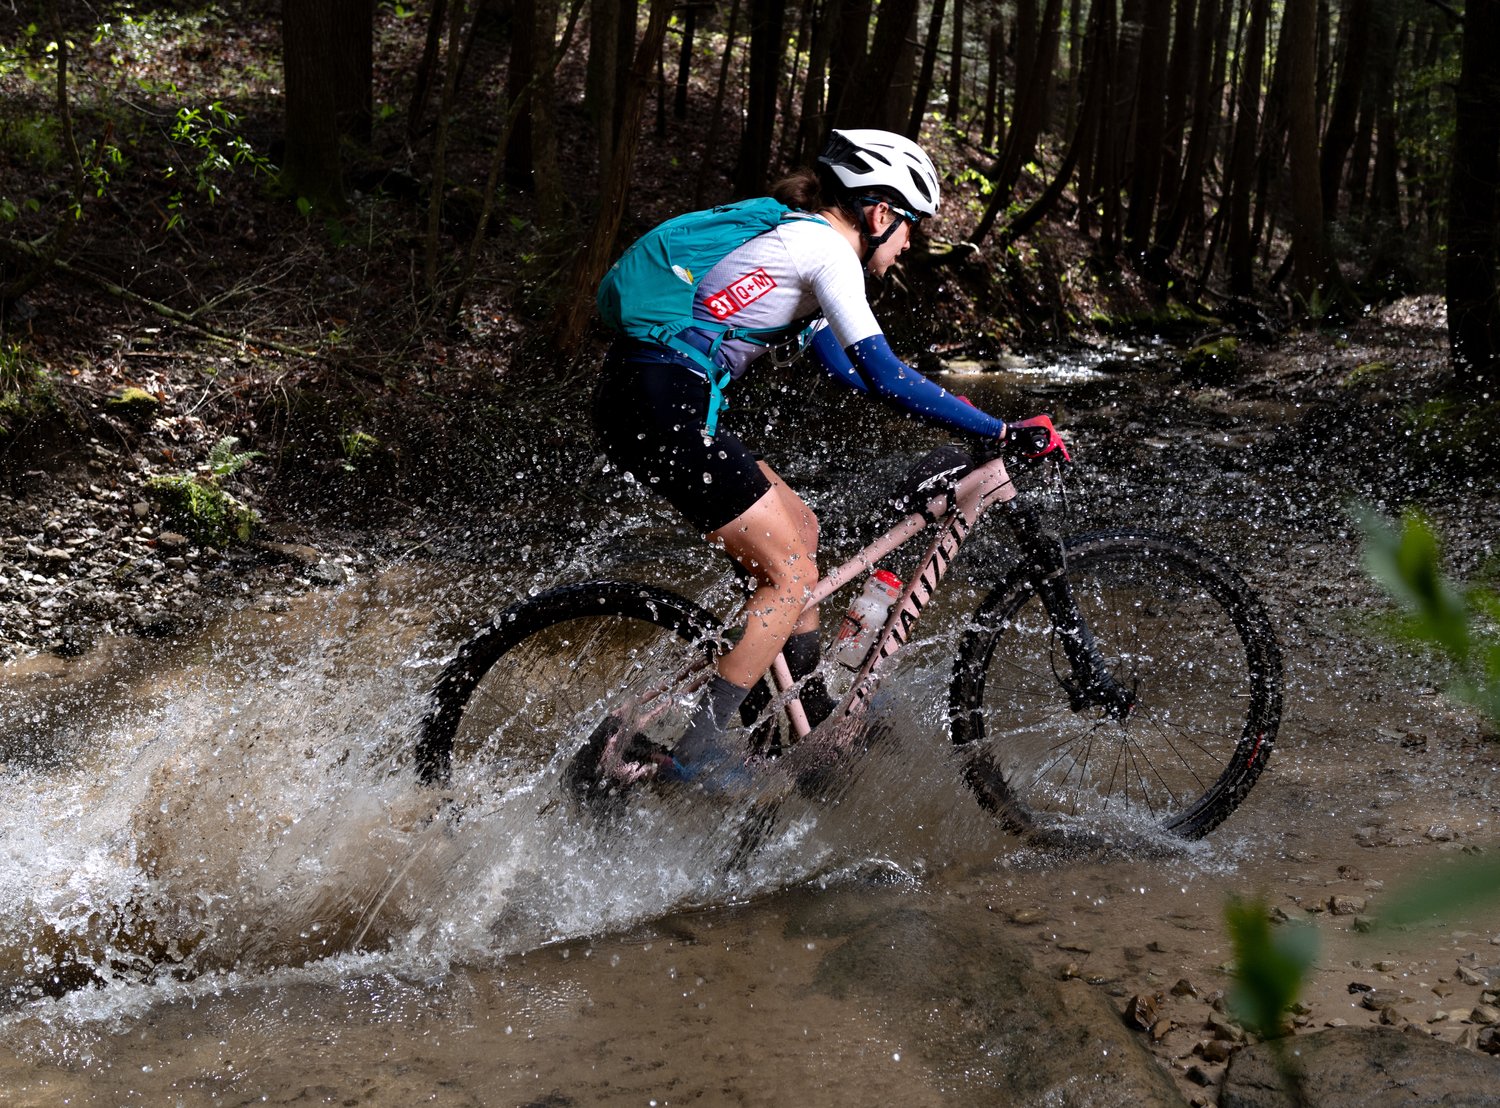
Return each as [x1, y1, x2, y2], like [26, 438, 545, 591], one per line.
[1446, 0, 1500, 391]
[673, 0, 698, 121]
[1123, 0, 1171, 255]
[693, 0, 741, 205]
[797, 0, 837, 164]
[908, 0, 950, 137]
[981, 19, 1002, 149]
[531, 0, 567, 226]
[839, 0, 919, 132]
[556, 0, 674, 353]
[282, 0, 373, 210]
[946, 0, 965, 123]
[733, 0, 786, 195]
[1318, 0, 1373, 219]
[1226, 0, 1268, 294]
[1157, 0, 1225, 257]
[407, 0, 449, 144]
[1283, 0, 1344, 307]
[587, 0, 620, 178]
[828, 0, 870, 129]
[505, 0, 538, 189]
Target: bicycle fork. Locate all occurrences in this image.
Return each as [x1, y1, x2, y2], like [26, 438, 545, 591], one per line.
[1002, 502, 1136, 720]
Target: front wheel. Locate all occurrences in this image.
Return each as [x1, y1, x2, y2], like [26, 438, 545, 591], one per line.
[950, 530, 1282, 839]
[415, 582, 725, 798]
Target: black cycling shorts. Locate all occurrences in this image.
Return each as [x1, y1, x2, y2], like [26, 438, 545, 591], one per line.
[592, 343, 772, 534]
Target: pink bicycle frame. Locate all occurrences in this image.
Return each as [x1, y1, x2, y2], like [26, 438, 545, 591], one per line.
[766, 454, 1019, 741]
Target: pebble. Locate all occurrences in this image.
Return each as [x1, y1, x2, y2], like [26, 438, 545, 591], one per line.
[1457, 966, 1490, 987]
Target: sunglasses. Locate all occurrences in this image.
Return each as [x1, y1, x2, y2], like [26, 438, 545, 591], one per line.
[859, 197, 924, 227]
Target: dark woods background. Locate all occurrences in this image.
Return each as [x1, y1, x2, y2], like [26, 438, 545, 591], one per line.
[1, 0, 1495, 393]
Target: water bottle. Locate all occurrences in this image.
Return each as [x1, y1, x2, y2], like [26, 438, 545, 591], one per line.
[834, 570, 903, 668]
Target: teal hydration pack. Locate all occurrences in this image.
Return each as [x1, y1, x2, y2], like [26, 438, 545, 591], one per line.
[597, 197, 827, 439]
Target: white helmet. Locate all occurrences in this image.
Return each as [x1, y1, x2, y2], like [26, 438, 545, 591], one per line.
[817, 129, 940, 218]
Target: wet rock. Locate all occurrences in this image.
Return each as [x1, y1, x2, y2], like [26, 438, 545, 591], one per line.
[254, 540, 322, 567]
[1360, 989, 1413, 1011]
[1329, 895, 1366, 915]
[1458, 966, 1491, 987]
[1007, 907, 1045, 925]
[157, 531, 189, 551]
[1171, 978, 1199, 998]
[1208, 1011, 1246, 1042]
[812, 907, 1189, 1105]
[1184, 1064, 1216, 1087]
[1473, 1004, 1500, 1025]
[1199, 1038, 1234, 1063]
[1222, 1027, 1500, 1107]
[1481, 1028, 1500, 1055]
[308, 561, 348, 587]
[1124, 993, 1160, 1031]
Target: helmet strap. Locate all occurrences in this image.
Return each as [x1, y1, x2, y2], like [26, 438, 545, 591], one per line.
[859, 203, 902, 269]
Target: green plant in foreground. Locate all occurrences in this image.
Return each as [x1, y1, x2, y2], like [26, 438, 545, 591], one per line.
[1220, 510, 1500, 1095]
[1226, 897, 1320, 1040]
[147, 436, 260, 545]
[1361, 507, 1500, 723]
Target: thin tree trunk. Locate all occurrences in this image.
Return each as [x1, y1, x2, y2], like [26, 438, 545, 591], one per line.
[797, 0, 838, 164]
[406, 0, 449, 144]
[1226, 0, 1268, 294]
[733, 0, 786, 195]
[587, 0, 620, 179]
[556, 0, 674, 353]
[674, 0, 699, 121]
[1124, 0, 1172, 255]
[908, 0, 950, 137]
[1446, 0, 1500, 390]
[693, 0, 741, 205]
[946, 0, 965, 123]
[981, 20, 1002, 149]
[1318, 0, 1373, 219]
[425, 0, 471, 291]
[1283, 0, 1345, 306]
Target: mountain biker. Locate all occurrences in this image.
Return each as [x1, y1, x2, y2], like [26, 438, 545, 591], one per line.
[592, 128, 1019, 782]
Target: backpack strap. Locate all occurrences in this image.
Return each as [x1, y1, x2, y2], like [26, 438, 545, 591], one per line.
[659, 208, 832, 442]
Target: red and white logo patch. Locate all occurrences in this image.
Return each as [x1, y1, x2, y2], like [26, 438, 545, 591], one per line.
[705, 268, 777, 320]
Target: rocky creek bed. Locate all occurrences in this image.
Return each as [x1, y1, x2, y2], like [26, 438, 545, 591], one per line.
[4, 297, 1500, 1104]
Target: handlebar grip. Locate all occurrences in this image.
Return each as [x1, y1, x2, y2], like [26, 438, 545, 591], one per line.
[1004, 414, 1072, 462]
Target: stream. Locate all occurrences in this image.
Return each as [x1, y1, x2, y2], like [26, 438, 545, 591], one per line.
[3, 331, 1498, 1105]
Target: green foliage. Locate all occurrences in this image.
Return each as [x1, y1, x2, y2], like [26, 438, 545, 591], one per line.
[147, 436, 260, 545]
[340, 430, 380, 469]
[0, 344, 56, 436]
[163, 101, 277, 229]
[1358, 508, 1500, 933]
[1225, 896, 1319, 1040]
[104, 386, 160, 419]
[1360, 508, 1500, 723]
[205, 434, 262, 479]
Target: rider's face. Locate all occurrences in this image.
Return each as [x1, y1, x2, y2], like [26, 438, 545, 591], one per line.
[868, 204, 916, 277]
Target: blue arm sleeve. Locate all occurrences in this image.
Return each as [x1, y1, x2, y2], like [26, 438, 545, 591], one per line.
[809, 324, 868, 393]
[844, 334, 1008, 438]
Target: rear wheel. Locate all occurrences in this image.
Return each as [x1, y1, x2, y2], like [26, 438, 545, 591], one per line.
[950, 531, 1282, 839]
[415, 582, 725, 799]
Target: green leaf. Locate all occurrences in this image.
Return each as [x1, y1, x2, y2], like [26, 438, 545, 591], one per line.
[1374, 853, 1500, 931]
[1225, 896, 1318, 1039]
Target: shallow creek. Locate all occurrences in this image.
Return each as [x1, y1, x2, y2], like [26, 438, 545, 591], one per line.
[3, 345, 1497, 1105]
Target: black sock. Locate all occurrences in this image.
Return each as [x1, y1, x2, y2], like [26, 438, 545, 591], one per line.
[674, 673, 749, 766]
[784, 630, 836, 727]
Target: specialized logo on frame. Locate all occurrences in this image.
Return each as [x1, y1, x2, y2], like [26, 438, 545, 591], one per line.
[706, 269, 776, 320]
